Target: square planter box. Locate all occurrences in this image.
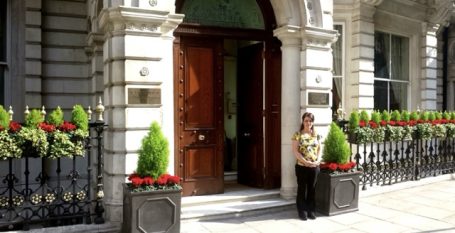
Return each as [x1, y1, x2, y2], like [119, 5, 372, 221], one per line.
[315, 171, 361, 216]
[123, 184, 181, 233]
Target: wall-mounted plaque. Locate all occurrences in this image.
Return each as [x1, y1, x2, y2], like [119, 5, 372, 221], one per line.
[308, 92, 329, 106]
[128, 88, 161, 105]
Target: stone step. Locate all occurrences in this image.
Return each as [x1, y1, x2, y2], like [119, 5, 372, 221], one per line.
[181, 186, 294, 222]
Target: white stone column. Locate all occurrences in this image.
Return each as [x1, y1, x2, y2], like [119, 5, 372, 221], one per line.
[274, 25, 302, 200]
[420, 23, 439, 111]
[99, 5, 183, 222]
[347, 0, 377, 114]
[447, 25, 455, 110]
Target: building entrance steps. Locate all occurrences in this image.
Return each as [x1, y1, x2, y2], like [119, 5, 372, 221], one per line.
[181, 183, 294, 222]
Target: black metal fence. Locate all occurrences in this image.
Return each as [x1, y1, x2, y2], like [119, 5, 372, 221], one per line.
[351, 138, 455, 190]
[0, 121, 106, 231]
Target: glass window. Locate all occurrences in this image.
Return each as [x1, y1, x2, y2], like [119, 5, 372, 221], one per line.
[374, 31, 409, 111]
[0, 0, 6, 105]
[332, 24, 344, 119]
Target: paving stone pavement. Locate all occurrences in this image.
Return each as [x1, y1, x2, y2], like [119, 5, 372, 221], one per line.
[181, 174, 455, 233]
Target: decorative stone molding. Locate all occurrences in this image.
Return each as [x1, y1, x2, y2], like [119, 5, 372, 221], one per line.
[426, 0, 453, 27]
[301, 26, 338, 50]
[273, 25, 302, 47]
[98, 6, 183, 37]
[356, 0, 384, 6]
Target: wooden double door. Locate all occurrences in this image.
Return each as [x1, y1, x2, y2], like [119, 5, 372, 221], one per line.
[174, 36, 281, 196]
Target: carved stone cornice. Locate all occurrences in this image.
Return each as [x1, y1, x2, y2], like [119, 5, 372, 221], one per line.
[98, 6, 183, 37]
[426, 0, 453, 26]
[356, 0, 384, 6]
[301, 26, 338, 50]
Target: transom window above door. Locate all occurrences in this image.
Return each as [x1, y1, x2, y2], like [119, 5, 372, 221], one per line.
[374, 31, 409, 111]
[181, 0, 264, 29]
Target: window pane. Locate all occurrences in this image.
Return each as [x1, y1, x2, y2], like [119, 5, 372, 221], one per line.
[332, 77, 342, 118]
[332, 25, 342, 76]
[374, 80, 388, 111]
[391, 35, 409, 81]
[0, 66, 4, 105]
[390, 82, 407, 110]
[0, 0, 5, 62]
[374, 32, 390, 79]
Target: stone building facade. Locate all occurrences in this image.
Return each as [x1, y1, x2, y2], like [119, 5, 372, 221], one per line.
[1, 0, 454, 223]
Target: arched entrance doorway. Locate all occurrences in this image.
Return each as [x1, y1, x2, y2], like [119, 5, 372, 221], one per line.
[173, 0, 281, 196]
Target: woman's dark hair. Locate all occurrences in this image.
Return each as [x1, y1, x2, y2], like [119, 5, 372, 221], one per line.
[300, 112, 315, 135]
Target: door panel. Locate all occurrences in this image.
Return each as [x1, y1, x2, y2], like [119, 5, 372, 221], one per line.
[264, 39, 282, 188]
[175, 37, 224, 196]
[237, 42, 264, 188]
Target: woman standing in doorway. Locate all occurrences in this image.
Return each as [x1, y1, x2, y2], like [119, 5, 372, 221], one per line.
[291, 112, 321, 220]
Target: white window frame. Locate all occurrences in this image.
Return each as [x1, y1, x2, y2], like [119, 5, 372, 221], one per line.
[332, 22, 345, 117]
[373, 30, 410, 111]
[0, 0, 10, 106]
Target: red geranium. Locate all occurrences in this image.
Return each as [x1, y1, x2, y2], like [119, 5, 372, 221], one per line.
[167, 175, 180, 185]
[380, 120, 387, 126]
[157, 174, 170, 186]
[9, 121, 21, 133]
[369, 121, 378, 129]
[359, 121, 366, 127]
[59, 121, 76, 132]
[131, 177, 144, 187]
[388, 120, 396, 126]
[39, 122, 56, 133]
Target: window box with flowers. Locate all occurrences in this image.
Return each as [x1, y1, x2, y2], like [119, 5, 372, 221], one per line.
[0, 105, 89, 160]
[315, 123, 361, 216]
[123, 122, 182, 233]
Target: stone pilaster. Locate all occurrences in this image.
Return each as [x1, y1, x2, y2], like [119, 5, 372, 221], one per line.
[347, 1, 377, 114]
[274, 25, 302, 200]
[300, 26, 337, 135]
[447, 25, 455, 110]
[420, 23, 439, 111]
[98, 6, 183, 222]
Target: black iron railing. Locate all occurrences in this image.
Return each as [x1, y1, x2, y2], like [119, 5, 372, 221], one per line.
[351, 138, 455, 190]
[0, 121, 106, 231]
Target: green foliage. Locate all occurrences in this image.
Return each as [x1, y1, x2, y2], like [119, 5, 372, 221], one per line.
[359, 110, 369, 123]
[349, 111, 359, 129]
[323, 122, 351, 164]
[390, 110, 401, 121]
[451, 112, 455, 121]
[443, 111, 451, 120]
[428, 111, 435, 121]
[420, 111, 429, 121]
[410, 111, 419, 121]
[401, 110, 410, 122]
[25, 109, 43, 128]
[137, 122, 169, 179]
[435, 111, 442, 120]
[371, 111, 381, 124]
[381, 110, 390, 122]
[71, 105, 88, 132]
[48, 106, 64, 127]
[0, 106, 9, 130]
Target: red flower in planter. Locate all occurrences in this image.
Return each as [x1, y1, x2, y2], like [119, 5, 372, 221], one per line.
[359, 121, 366, 127]
[131, 177, 144, 187]
[328, 163, 338, 171]
[39, 122, 56, 133]
[59, 121, 76, 132]
[143, 176, 154, 185]
[167, 175, 180, 185]
[369, 121, 378, 129]
[389, 120, 396, 126]
[380, 120, 387, 126]
[9, 121, 21, 133]
[157, 174, 170, 186]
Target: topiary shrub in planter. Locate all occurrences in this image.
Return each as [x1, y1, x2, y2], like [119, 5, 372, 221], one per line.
[123, 121, 182, 233]
[316, 122, 361, 216]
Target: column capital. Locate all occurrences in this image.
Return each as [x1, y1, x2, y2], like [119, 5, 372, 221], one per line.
[98, 6, 183, 37]
[274, 25, 302, 47]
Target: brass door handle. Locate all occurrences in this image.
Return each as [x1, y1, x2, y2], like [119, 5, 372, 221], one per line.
[198, 134, 205, 141]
